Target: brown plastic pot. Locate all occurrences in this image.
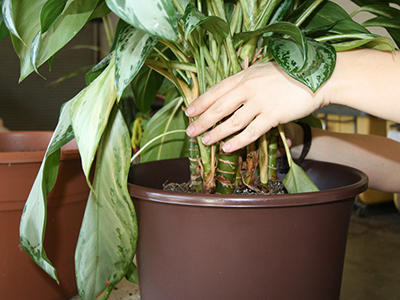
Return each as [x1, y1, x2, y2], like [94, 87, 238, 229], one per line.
[128, 158, 368, 300]
[0, 132, 89, 300]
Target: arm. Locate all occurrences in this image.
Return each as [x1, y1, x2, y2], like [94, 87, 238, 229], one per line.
[186, 49, 400, 152]
[288, 123, 400, 193]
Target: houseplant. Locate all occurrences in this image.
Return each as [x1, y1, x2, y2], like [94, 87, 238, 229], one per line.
[1, 0, 399, 299]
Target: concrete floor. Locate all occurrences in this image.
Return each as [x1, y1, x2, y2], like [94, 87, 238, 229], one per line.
[70, 201, 400, 300]
[340, 201, 400, 300]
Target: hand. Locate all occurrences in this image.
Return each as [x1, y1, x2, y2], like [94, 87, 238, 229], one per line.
[185, 61, 328, 152]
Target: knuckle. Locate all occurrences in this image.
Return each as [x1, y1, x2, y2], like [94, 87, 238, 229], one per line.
[229, 113, 240, 127]
[245, 123, 257, 138]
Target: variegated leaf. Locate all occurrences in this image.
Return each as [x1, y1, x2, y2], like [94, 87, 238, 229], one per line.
[141, 96, 189, 162]
[105, 0, 178, 41]
[75, 107, 136, 300]
[183, 3, 228, 42]
[20, 100, 75, 283]
[6, 0, 99, 81]
[2, 0, 23, 43]
[70, 54, 117, 188]
[115, 24, 158, 100]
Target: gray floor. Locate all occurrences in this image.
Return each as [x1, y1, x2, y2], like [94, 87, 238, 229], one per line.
[70, 201, 400, 300]
[340, 201, 400, 300]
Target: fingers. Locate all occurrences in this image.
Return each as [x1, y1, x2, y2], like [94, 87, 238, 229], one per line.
[200, 103, 259, 146]
[185, 73, 242, 118]
[219, 115, 277, 153]
[186, 77, 245, 138]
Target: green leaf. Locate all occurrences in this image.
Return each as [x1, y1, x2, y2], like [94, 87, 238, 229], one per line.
[331, 35, 395, 52]
[283, 161, 319, 194]
[89, 0, 111, 21]
[297, 114, 323, 129]
[8, 0, 99, 81]
[75, 106, 137, 300]
[70, 53, 117, 188]
[0, 0, 10, 41]
[125, 262, 139, 284]
[269, 37, 336, 92]
[301, 1, 369, 35]
[2, 0, 23, 43]
[131, 65, 164, 114]
[362, 16, 400, 30]
[40, 0, 68, 33]
[352, 4, 400, 19]
[115, 25, 159, 100]
[20, 100, 75, 283]
[85, 52, 113, 86]
[183, 3, 229, 43]
[234, 21, 306, 52]
[105, 0, 178, 42]
[141, 97, 189, 162]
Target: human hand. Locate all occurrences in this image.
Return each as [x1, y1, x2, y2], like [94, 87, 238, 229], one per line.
[185, 61, 328, 152]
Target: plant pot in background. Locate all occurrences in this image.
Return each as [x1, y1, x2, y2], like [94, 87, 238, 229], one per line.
[0, 132, 89, 300]
[128, 158, 368, 300]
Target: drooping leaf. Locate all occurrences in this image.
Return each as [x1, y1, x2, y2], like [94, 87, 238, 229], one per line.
[283, 161, 319, 194]
[70, 54, 117, 188]
[141, 97, 189, 162]
[20, 100, 75, 283]
[2, 0, 23, 43]
[105, 0, 178, 42]
[131, 65, 164, 114]
[183, 3, 229, 43]
[75, 106, 136, 300]
[7, 0, 99, 81]
[40, 0, 68, 33]
[115, 24, 159, 100]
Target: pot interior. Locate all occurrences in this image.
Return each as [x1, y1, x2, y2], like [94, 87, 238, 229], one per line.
[128, 158, 368, 207]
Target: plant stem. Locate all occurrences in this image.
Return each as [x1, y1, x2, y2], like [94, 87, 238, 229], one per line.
[130, 130, 187, 163]
[267, 129, 278, 180]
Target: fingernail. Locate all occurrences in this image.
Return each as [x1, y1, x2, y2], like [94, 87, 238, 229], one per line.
[185, 105, 195, 117]
[186, 124, 195, 136]
[222, 141, 231, 152]
[202, 134, 210, 145]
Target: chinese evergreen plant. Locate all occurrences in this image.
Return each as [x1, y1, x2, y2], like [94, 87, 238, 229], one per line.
[1, 0, 399, 299]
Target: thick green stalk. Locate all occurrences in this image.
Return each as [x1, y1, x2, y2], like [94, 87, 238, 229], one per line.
[189, 136, 203, 192]
[216, 140, 239, 194]
[267, 129, 279, 180]
[259, 134, 268, 187]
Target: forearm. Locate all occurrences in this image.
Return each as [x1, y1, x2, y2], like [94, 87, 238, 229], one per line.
[292, 127, 400, 193]
[322, 49, 400, 123]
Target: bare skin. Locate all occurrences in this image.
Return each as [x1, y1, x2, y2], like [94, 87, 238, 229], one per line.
[185, 49, 400, 193]
[186, 49, 400, 151]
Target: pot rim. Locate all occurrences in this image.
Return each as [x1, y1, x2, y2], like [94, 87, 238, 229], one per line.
[128, 158, 369, 208]
[0, 131, 80, 164]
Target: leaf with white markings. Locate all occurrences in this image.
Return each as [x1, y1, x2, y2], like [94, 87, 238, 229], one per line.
[75, 106, 136, 300]
[20, 101, 75, 283]
[106, 0, 178, 41]
[115, 24, 159, 100]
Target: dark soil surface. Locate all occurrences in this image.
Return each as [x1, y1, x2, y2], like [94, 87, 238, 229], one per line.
[163, 179, 287, 195]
